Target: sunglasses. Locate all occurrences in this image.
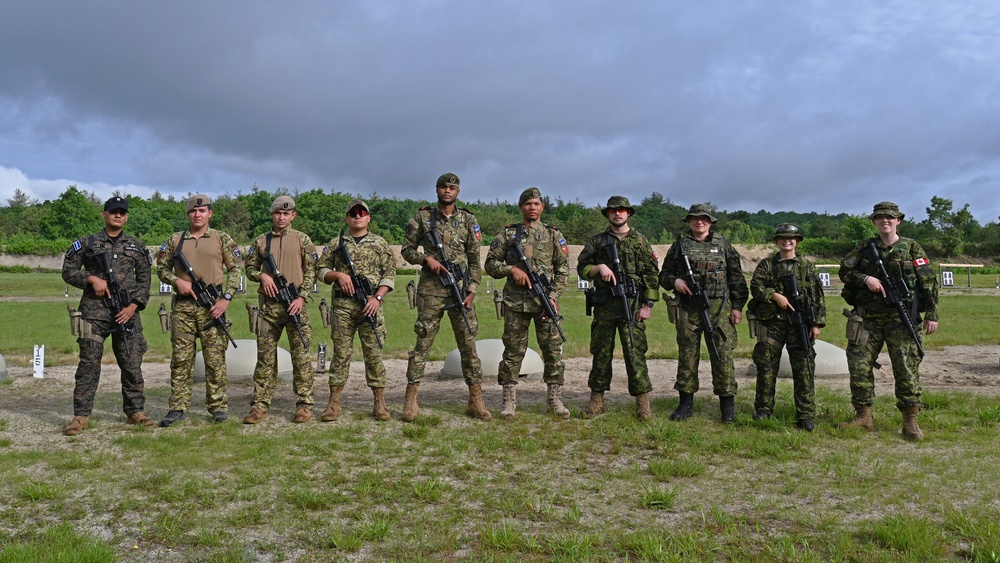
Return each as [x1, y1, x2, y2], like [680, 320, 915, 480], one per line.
[348, 209, 369, 218]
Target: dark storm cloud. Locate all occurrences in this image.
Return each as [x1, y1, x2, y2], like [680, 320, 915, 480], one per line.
[1, 1, 999, 221]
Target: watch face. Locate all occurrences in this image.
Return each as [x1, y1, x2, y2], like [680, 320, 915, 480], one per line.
[223, 293, 233, 300]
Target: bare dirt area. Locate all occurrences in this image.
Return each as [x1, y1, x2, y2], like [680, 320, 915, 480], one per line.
[4, 345, 998, 435]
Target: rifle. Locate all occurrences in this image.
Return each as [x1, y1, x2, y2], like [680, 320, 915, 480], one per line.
[779, 273, 816, 379]
[337, 230, 383, 349]
[424, 227, 475, 335]
[174, 251, 237, 348]
[867, 242, 924, 358]
[604, 239, 638, 348]
[261, 253, 309, 348]
[95, 251, 134, 353]
[510, 235, 566, 342]
[679, 253, 723, 362]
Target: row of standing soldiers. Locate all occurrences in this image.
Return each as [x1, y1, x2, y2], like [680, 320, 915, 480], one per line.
[61, 180, 939, 441]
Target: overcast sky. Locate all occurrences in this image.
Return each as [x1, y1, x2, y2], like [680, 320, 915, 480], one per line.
[2, 1, 999, 223]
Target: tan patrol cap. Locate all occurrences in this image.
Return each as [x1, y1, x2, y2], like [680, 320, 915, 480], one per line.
[186, 194, 212, 212]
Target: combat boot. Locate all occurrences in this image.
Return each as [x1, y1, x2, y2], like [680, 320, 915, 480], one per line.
[796, 419, 815, 432]
[401, 383, 420, 422]
[720, 395, 736, 424]
[321, 385, 344, 422]
[372, 387, 390, 421]
[669, 392, 694, 421]
[500, 385, 517, 420]
[753, 409, 771, 421]
[636, 393, 652, 421]
[126, 412, 155, 426]
[840, 404, 874, 431]
[293, 406, 313, 423]
[901, 406, 924, 441]
[582, 391, 604, 419]
[243, 406, 268, 425]
[466, 384, 492, 421]
[546, 384, 571, 420]
[159, 410, 186, 427]
[64, 416, 88, 436]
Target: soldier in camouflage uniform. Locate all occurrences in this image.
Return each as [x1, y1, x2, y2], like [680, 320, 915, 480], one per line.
[156, 194, 242, 427]
[839, 201, 939, 441]
[485, 187, 571, 420]
[748, 224, 826, 431]
[577, 196, 659, 420]
[659, 203, 748, 423]
[400, 173, 490, 422]
[61, 196, 155, 435]
[317, 199, 395, 422]
[243, 195, 319, 424]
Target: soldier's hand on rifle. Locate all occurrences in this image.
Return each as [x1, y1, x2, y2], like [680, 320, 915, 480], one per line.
[510, 266, 531, 287]
[544, 297, 559, 318]
[209, 295, 231, 319]
[363, 295, 381, 317]
[334, 271, 356, 296]
[863, 275, 886, 297]
[592, 264, 617, 284]
[673, 278, 692, 296]
[424, 255, 444, 275]
[116, 303, 138, 325]
[771, 292, 793, 310]
[87, 275, 110, 298]
[287, 296, 306, 316]
[809, 326, 821, 340]
[637, 303, 652, 322]
[175, 278, 195, 298]
[730, 309, 743, 325]
[260, 273, 279, 298]
[924, 319, 938, 335]
[462, 292, 475, 309]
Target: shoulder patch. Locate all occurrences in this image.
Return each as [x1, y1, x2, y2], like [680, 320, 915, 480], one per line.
[158, 242, 168, 258]
[473, 224, 482, 241]
[490, 238, 501, 250]
[66, 239, 83, 258]
[233, 248, 242, 260]
[558, 236, 568, 254]
[247, 246, 256, 259]
[913, 257, 929, 267]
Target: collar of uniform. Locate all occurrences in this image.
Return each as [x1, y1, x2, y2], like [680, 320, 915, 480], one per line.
[184, 228, 214, 239]
[604, 224, 632, 238]
[270, 226, 291, 237]
[522, 220, 543, 230]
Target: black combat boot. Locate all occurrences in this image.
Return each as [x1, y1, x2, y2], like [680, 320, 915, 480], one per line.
[720, 396, 736, 424]
[669, 392, 694, 421]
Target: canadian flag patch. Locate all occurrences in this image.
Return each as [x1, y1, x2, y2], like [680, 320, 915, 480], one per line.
[913, 257, 929, 267]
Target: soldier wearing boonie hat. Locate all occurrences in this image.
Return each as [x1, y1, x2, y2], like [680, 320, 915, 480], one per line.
[839, 201, 939, 441]
[485, 186, 571, 420]
[659, 202, 748, 424]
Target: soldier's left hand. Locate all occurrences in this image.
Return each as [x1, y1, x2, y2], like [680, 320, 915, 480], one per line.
[637, 304, 652, 322]
[363, 296, 381, 317]
[809, 326, 821, 340]
[210, 297, 230, 319]
[462, 292, 476, 309]
[116, 303, 138, 324]
[730, 309, 743, 325]
[288, 296, 305, 316]
[924, 319, 938, 335]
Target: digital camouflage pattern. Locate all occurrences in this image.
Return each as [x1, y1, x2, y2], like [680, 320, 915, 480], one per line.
[749, 252, 827, 419]
[577, 227, 659, 396]
[840, 236, 939, 409]
[402, 206, 484, 385]
[485, 220, 569, 385]
[245, 227, 319, 412]
[62, 230, 151, 416]
[659, 231, 748, 396]
[317, 231, 396, 388]
[156, 228, 242, 413]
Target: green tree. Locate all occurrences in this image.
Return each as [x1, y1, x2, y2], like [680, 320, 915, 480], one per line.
[38, 186, 101, 240]
[923, 196, 977, 258]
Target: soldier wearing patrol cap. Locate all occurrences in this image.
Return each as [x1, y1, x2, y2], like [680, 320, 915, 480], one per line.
[156, 194, 243, 427]
[61, 196, 155, 435]
[839, 201, 939, 441]
[401, 172, 491, 422]
[659, 203, 748, 424]
[243, 195, 320, 425]
[577, 195, 660, 420]
[485, 187, 570, 420]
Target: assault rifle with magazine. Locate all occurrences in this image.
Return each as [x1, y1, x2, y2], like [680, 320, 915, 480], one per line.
[95, 250, 135, 354]
[261, 252, 309, 349]
[424, 227, 475, 335]
[867, 242, 924, 358]
[336, 230, 383, 349]
[175, 250, 237, 348]
[779, 273, 816, 379]
[509, 234, 566, 342]
[678, 252, 723, 362]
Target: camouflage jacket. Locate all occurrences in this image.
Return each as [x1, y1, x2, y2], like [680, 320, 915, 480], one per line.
[577, 226, 659, 303]
[839, 236, 939, 321]
[62, 230, 151, 320]
[156, 228, 242, 295]
[245, 227, 319, 300]
[659, 231, 748, 311]
[401, 205, 482, 297]
[485, 220, 569, 312]
[317, 231, 396, 299]
[749, 252, 827, 327]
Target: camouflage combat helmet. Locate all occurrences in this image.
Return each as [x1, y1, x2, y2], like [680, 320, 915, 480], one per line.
[601, 195, 635, 216]
[773, 223, 803, 240]
[683, 203, 717, 223]
[869, 201, 905, 221]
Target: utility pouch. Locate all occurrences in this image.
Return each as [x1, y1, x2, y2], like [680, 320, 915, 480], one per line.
[747, 311, 760, 340]
[664, 293, 680, 325]
[68, 304, 82, 336]
[585, 287, 595, 317]
[247, 302, 260, 335]
[843, 308, 869, 347]
[493, 290, 504, 320]
[406, 280, 417, 309]
[158, 303, 171, 333]
[319, 298, 331, 328]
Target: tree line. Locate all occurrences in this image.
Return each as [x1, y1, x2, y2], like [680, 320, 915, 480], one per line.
[3, 186, 998, 261]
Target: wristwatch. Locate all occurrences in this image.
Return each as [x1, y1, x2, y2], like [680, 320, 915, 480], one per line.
[375, 294, 383, 302]
[223, 292, 233, 301]
[644, 300, 655, 308]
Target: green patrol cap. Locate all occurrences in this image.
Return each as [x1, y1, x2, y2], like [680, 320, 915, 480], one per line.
[436, 173, 460, 188]
[773, 223, 803, 240]
[186, 194, 212, 212]
[683, 203, 717, 223]
[270, 195, 296, 213]
[869, 201, 905, 220]
[518, 187, 542, 206]
[601, 195, 635, 216]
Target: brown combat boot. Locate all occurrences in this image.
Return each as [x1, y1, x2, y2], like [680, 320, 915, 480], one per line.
[500, 385, 517, 420]
[64, 416, 88, 436]
[126, 412, 156, 427]
[546, 384, 571, 420]
[636, 393, 652, 421]
[372, 387, 390, 421]
[582, 391, 604, 419]
[401, 383, 420, 422]
[901, 406, 924, 441]
[243, 406, 268, 425]
[293, 406, 313, 423]
[466, 384, 492, 421]
[321, 385, 344, 422]
[840, 403, 874, 431]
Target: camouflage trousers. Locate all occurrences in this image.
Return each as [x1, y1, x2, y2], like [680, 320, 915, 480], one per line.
[251, 298, 315, 411]
[752, 320, 816, 420]
[674, 298, 738, 396]
[846, 313, 923, 409]
[407, 293, 482, 385]
[588, 299, 651, 396]
[169, 300, 229, 412]
[498, 308, 564, 386]
[328, 298, 387, 388]
[72, 316, 148, 417]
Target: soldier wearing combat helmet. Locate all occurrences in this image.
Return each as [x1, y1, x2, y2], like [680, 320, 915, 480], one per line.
[839, 201, 939, 441]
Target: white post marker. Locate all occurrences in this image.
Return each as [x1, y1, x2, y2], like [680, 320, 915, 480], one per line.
[33, 345, 45, 378]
